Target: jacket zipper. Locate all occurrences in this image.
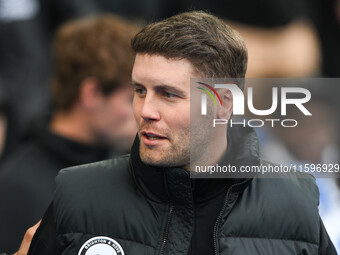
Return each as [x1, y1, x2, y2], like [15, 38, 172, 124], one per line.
[213, 179, 249, 255]
[159, 203, 174, 255]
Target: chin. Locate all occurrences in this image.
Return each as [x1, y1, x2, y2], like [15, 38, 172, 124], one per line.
[140, 154, 173, 168]
[140, 154, 163, 166]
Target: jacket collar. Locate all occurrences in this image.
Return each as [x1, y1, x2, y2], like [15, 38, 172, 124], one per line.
[130, 126, 260, 205]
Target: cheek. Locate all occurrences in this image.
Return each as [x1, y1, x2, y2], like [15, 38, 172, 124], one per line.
[132, 98, 142, 121]
[167, 105, 190, 130]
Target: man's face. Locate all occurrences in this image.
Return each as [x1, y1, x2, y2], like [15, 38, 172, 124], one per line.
[132, 54, 194, 168]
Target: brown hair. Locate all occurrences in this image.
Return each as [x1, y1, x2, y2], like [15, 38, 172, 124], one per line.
[52, 15, 139, 111]
[131, 11, 247, 85]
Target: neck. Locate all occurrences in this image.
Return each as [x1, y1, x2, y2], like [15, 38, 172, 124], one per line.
[49, 109, 95, 145]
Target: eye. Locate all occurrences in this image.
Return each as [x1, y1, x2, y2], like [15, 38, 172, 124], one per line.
[165, 92, 176, 98]
[134, 87, 146, 96]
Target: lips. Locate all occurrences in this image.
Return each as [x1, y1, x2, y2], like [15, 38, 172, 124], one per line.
[140, 131, 168, 146]
[141, 131, 167, 140]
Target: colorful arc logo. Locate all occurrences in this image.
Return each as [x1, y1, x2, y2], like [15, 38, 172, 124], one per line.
[196, 82, 222, 115]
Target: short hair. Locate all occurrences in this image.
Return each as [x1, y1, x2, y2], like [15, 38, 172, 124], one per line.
[52, 15, 139, 111]
[131, 11, 248, 86]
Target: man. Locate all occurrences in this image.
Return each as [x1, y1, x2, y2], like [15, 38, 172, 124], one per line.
[0, 15, 137, 253]
[28, 11, 336, 255]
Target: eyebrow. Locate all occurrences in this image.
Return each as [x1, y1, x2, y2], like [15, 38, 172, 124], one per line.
[131, 81, 187, 97]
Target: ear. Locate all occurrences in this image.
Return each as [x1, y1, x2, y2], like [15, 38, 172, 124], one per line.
[216, 88, 233, 120]
[78, 77, 103, 110]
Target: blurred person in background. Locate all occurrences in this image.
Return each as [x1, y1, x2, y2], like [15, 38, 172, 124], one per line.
[0, 0, 166, 157]
[0, 15, 138, 253]
[0, 0, 101, 157]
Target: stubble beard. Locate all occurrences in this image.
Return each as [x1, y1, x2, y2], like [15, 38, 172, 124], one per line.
[139, 127, 191, 168]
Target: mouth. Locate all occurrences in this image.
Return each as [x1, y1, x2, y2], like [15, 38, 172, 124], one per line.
[141, 131, 167, 140]
[141, 131, 168, 145]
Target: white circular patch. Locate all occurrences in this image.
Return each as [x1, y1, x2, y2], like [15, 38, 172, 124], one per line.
[78, 236, 124, 255]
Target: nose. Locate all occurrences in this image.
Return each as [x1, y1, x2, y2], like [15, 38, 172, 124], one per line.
[140, 94, 161, 122]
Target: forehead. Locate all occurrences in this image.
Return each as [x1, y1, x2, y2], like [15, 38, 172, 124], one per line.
[132, 54, 196, 88]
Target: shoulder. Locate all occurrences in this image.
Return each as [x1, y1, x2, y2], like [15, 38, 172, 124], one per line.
[236, 159, 320, 233]
[55, 155, 132, 195]
[55, 154, 131, 186]
[54, 155, 134, 208]
[0, 140, 59, 183]
[0, 141, 42, 172]
[0, 142, 57, 201]
[224, 160, 321, 244]
[52, 155, 157, 239]
[254, 159, 319, 204]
